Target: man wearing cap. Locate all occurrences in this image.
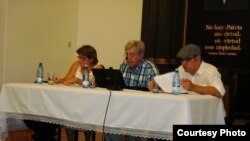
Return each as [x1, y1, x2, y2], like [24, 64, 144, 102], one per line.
[176, 43, 225, 98]
[148, 44, 225, 98]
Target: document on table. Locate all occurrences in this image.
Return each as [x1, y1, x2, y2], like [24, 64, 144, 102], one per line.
[154, 72, 188, 94]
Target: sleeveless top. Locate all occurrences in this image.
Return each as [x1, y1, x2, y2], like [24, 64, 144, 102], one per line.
[75, 65, 94, 80]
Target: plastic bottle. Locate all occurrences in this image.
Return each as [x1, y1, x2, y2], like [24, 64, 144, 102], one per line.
[82, 64, 89, 88]
[36, 62, 44, 84]
[172, 68, 180, 95]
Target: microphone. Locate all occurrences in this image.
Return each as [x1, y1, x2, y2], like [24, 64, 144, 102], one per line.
[120, 56, 128, 68]
[123, 56, 128, 63]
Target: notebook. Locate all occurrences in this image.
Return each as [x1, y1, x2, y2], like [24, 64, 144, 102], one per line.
[92, 68, 126, 90]
[92, 68, 150, 91]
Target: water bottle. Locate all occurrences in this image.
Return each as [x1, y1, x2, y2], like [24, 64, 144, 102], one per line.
[36, 62, 43, 84]
[82, 64, 89, 88]
[172, 68, 180, 95]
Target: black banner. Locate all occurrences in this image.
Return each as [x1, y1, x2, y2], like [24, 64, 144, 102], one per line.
[186, 0, 250, 69]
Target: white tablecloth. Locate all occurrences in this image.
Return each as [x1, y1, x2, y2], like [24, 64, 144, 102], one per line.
[0, 116, 7, 141]
[103, 90, 225, 140]
[0, 83, 225, 140]
[0, 83, 111, 135]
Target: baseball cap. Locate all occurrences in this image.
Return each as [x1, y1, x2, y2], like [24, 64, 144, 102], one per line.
[176, 44, 201, 59]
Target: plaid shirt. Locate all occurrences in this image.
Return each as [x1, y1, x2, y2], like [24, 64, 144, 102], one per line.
[120, 59, 159, 88]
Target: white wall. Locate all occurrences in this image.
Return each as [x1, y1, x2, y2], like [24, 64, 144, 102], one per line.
[0, 0, 143, 87]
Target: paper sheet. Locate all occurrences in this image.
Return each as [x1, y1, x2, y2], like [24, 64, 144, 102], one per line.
[154, 72, 188, 94]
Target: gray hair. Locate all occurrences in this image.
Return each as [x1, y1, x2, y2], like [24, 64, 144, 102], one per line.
[125, 40, 145, 54]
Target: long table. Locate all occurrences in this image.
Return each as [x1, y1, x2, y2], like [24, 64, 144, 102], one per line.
[0, 83, 225, 140]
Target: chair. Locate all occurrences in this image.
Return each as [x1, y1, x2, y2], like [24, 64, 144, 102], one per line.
[222, 73, 237, 125]
[219, 69, 237, 125]
[230, 71, 250, 124]
[146, 58, 178, 74]
[220, 69, 250, 125]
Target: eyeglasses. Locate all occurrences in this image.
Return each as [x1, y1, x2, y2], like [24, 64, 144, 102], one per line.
[77, 55, 87, 60]
[123, 53, 138, 59]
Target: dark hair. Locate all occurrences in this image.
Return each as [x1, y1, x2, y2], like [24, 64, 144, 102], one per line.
[76, 45, 98, 65]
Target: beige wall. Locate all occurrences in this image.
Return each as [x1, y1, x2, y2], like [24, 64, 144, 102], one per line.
[0, 0, 7, 89]
[1, 0, 79, 86]
[0, 0, 142, 88]
[77, 0, 143, 69]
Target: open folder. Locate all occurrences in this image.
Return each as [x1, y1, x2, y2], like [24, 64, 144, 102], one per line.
[154, 72, 188, 94]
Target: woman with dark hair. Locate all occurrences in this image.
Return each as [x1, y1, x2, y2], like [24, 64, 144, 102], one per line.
[54, 44, 104, 86]
[24, 45, 104, 141]
[54, 44, 104, 141]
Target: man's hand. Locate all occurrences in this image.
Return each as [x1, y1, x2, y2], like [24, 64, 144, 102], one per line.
[181, 78, 194, 91]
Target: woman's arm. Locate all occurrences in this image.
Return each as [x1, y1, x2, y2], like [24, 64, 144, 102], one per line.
[54, 61, 79, 85]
